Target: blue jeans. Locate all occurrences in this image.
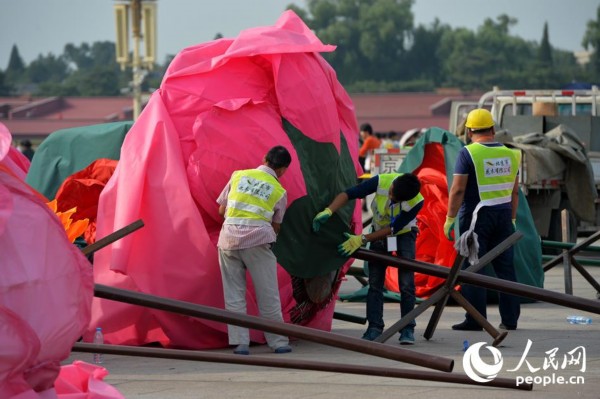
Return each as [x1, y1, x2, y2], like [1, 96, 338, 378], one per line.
[459, 207, 520, 328]
[366, 230, 417, 332]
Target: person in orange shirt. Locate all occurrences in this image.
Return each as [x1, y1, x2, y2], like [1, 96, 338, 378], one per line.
[358, 123, 381, 172]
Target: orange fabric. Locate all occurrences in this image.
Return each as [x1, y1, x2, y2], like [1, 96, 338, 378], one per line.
[384, 143, 458, 298]
[358, 135, 381, 158]
[54, 158, 118, 243]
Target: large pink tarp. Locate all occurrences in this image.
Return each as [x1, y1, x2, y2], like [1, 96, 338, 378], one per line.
[0, 122, 95, 398]
[88, 11, 361, 348]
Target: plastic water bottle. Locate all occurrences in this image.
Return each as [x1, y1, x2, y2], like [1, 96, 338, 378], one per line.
[93, 327, 104, 364]
[566, 316, 592, 325]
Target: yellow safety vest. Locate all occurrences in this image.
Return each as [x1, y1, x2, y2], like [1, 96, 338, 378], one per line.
[371, 173, 424, 235]
[465, 143, 521, 206]
[225, 169, 285, 226]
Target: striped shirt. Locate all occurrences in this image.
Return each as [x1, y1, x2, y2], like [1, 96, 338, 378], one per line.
[216, 165, 287, 250]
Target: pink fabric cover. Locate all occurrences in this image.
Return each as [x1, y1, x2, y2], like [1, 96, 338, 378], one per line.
[88, 10, 361, 348]
[0, 123, 30, 181]
[0, 124, 94, 398]
[54, 361, 125, 399]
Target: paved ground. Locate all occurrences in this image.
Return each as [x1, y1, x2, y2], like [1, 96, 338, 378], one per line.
[66, 259, 600, 399]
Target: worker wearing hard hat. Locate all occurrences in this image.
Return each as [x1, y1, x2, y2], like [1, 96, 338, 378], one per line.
[444, 108, 522, 331]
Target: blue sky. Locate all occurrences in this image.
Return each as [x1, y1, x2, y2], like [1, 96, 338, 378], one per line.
[1, 0, 598, 67]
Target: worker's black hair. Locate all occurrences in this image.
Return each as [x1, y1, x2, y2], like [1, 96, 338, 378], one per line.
[360, 123, 373, 135]
[391, 173, 421, 202]
[265, 145, 292, 169]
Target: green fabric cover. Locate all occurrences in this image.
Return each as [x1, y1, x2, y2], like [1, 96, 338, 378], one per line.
[399, 127, 544, 292]
[26, 121, 133, 200]
[273, 118, 358, 278]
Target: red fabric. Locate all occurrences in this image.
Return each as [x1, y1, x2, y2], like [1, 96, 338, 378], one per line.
[384, 143, 458, 297]
[54, 159, 118, 243]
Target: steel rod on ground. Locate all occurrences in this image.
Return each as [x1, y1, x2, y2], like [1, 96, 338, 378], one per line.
[543, 230, 600, 272]
[94, 284, 453, 372]
[72, 342, 531, 391]
[353, 249, 600, 315]
[375, 232, 519, 345]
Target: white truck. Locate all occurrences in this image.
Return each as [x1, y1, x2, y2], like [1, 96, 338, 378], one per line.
[371, 87, 600, 242]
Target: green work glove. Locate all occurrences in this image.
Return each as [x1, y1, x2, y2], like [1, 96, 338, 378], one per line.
[312, 208, 333, 232]
[443, 216, 455, 241]
[338, 232, 363, 257]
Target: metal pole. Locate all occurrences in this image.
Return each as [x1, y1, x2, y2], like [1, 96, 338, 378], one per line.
[72, 342, 531, 391]
[543, 229, 600, 271]
[561, 210, 573, 294]
[131, 0, 142, 120]
[353, 248, 600, 314]
[82, 219, 144, 256]
[94, 284, 454, 372]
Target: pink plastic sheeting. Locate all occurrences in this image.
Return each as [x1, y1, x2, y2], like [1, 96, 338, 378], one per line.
[88, 10, 361, 349]
[0, 124, 94, 398]
[54, 361, 125, 399]
[0, 122, 30, 181]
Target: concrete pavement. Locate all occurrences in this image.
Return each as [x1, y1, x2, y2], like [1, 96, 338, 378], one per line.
[66, 261, 600, 398]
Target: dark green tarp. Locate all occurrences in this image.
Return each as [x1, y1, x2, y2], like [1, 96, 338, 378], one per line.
[273, 118, 358, 279]
[26, 121, 133, 199]
[398, 127, 544, 292]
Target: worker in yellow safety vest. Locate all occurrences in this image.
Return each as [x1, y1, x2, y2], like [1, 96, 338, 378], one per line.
[444, 108, 522, 332]
[217, 145, 293, 355]
[313, 172, 423, 344]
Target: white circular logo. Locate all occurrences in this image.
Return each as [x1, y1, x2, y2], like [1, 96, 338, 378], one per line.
[463, 342, 504, 383]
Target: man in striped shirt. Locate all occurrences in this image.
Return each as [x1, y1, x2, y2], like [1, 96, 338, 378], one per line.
[217, 145, 293, 355]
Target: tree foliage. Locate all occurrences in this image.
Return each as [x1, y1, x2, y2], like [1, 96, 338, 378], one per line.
[5, 44, 26, 84]
[0, 1, 595, 96]
[0, 70, 11, 96]
[582, 5, 600, 82]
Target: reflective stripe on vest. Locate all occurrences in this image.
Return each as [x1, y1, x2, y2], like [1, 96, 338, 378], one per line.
[224, 169, 285, 226]
[371, 173, 423, 235]
[465, 143, 521, 206]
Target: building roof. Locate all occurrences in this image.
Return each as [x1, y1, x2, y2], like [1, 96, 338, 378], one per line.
[0, 91, 483, 141]
[351, 92, 482, 134]
[0, 96, 135, 141]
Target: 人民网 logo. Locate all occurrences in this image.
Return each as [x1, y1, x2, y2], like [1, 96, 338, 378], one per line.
[463, 342, 504, 383]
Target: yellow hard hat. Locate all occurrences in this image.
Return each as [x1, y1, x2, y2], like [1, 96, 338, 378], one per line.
[465, 108, 495, 130]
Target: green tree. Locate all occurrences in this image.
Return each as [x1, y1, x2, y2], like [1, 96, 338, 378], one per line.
[404, 19, 449, 85]
[290, 0, 415, 84]
[5, 44, 26, 83]
[538, 22, 553, 66]
[582, 5, 600, 81]
[0, 70, 12, 95]
[438, 15, 542, 90]
[63, 43, 94, 70]
[64, 41, 119, 70]
[27, 53, 69, 84]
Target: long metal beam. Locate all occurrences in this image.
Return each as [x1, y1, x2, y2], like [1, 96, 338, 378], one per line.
[72, 342, 532, 391]
[353, 249, 600, 314]
[82, 219, 145, 256]
[94, 284, 453, 372]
